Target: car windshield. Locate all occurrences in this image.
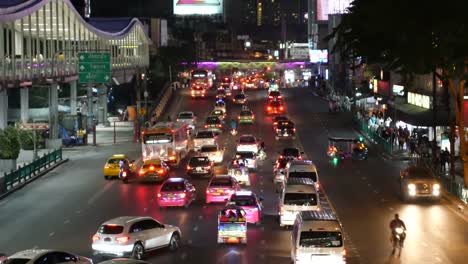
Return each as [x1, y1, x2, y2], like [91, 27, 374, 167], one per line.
[178, 113, 193, 119]
[2, 259, 30, 264]
[240, 111, 253, 116]
[231, 196, 257, 206]
[201, 146, 218, 152]
[270, 101, 282, 107]
[236, 152, 255, 159]
[240, 137, 255, 144]
[189, 157, 210, 166]
[288, 171, 318, 182]
[269, 92, 280, 97]
[283, 148, 299, 157]
[196, 131, 214, 138]
[299, 231, 343, 248]
[142, 163, 161, 169]
[406, 167, 433, 179]
[107, 158, 123, 164]
[210, 178, 232, 187]
[235, 94, 245, 99]
[161, 182, 185, 191]
[206, 117, 220, 124]
[99, 224, 124, 234]
[284, 193, 317, 206]
[278, 121, 294, 128]
[144, 133, 172, 144]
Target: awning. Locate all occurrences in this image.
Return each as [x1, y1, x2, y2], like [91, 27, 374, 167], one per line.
[390, 103, 451, 127]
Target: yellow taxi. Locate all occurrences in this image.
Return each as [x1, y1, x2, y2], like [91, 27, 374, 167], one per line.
[103, 154, 136, 179]
[137, 158, 170, 182]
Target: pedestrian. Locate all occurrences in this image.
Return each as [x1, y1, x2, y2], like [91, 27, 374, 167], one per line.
[442, 148, 450, 170]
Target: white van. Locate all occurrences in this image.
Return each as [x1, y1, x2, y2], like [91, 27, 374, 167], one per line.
[285, 160, 320, 189]
[292, 210, 346, 264]
[279, 178, 320, 227]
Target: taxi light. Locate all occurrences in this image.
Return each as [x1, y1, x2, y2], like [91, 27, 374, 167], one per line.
[149, 166, 155, 171]
[139, 170, 144, 175]
[116, 236, 130, 243]
[180, 193, 186, 198]
[157, 193, 161, 198]
[92, 235, 100, 242]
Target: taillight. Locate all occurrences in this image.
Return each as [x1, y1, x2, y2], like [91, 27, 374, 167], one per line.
[169, 156, 176, 160]
[269, 96, 273, 99]
[279, 206, 284, 215]
[191, 90, 195, 94]
[238, 116, 240, 119]
[204, 166, 211, 170]
[279, 106, 284, 111]
[149, 166, 155, 171]
[293, 128, 296, 132]
[139, 170, 144, 175]
[157, 169, 164, 174]
[218, 124, 222, 128]
[278, 95, 282, 98]
[92, 235, 100, 242]
[176, 119, 179, 122]
[267, 106, 272, 111]
[206, 190, 210, 194]
[157, 193, 161, 198]
[252, 115, 255, 119]
[316, 182, 320, 189]
[342, 248, 347, 256]
[116, 236, 130, 243]
[187, 165, 192, 170]
[180, 193, 186, 198]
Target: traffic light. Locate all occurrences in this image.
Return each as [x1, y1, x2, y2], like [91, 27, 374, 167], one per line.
[332, 157, 339, 165]
[359, 136, 363, 142]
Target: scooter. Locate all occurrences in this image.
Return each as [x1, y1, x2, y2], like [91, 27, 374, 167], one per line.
[391, 227, 406, 257]
[119, 168, 129, 184]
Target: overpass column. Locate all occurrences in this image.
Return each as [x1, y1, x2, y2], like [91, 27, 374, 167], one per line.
[20, 87, 29, 123]
[98, 85, 108, 126]
[70, 80, 77, 116]
[86, 86, 94, 128]
[46, 84, 61, 149]
[0, 89, 7, 129]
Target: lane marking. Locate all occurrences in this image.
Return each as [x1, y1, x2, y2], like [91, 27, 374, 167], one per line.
[75, 210, 81, 214]
[193, 225, 198, 231]
[87, 181, 114, 205]
[49, 232, 55, 237]
[63, 219, 70, 224]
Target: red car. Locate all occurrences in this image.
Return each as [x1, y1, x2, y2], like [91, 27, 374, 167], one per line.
[158, 178, 196, 208]
[266, 101, 285, 114]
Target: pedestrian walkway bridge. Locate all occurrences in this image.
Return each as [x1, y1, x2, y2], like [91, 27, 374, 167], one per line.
[0, 0, 150, 87]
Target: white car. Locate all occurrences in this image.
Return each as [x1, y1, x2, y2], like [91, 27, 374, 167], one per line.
[2, 249, 91, 264]
[176, 111, 196, 129]
[193, 130, 217, 151]
[199, 144, 225, 163]
[236, 134, 259, 153]
[92, 216, 181, 260]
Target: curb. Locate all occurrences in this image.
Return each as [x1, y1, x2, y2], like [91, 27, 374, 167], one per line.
[0, 158, 69, 200]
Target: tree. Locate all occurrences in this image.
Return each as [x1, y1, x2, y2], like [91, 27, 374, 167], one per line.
[0, 126, 21, 160]
[328, 0, 468, 187]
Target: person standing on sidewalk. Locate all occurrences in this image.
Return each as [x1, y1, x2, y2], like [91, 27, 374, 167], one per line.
[441, 148, 450, 171]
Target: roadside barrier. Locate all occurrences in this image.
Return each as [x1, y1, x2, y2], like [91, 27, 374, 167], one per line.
[3, 149, 63, 192]
[353, 116, 392, 154]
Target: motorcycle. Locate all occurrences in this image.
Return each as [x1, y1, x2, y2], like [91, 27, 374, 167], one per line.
[119, 168, 129, 184]
[230, 129, 238, 135]
[391, 227, 406, 256]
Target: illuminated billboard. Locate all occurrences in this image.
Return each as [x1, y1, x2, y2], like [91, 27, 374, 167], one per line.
[174, 0, 223, 15]
[309, 50, 328, 63]
[317, 0, 352, 21]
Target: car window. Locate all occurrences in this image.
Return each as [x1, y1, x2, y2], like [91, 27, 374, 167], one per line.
[107, 159, 122, 164]
[99, 224, 124, 234]
[141, 219, 163, 230]
[33, 253, 54, 264]
[5, 259, 31, 264]
[231, 195, 256, 206]
[278, 121, 294, 128]
[196, 131, 214, 138]
[236, 152, 255, 159]
[235, 94, 245, 99]
[210, 178, 232, 186]
[240, 111, 252, 116]
[206, 117, 220, 124]
[161, 182, 185, 191]
[270, 101, 282, 107]
[178, 113, 193, 119]
[239, 137, 255, 144]
[189, 157, 210, 166]
[52, 252, 77, 263]
[129, 221, 144, 233]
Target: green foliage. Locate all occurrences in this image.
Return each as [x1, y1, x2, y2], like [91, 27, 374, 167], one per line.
[17, 129, 39, 150]
[329, 0, 468, 81]
[0, 126, 21, 159]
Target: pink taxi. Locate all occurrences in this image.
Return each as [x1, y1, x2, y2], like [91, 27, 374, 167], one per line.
[157, 178, 196, 208]
[206, 175, 240, 204]
[227, 191, 263, 225]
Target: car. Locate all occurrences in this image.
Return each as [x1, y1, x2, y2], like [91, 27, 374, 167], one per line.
[199, 144, 225, 163]
[187, 156, 214, 177]
[281, 147, 304, 160]
[214, 100, 227, 113]
[273, 115, 289, 130]
[227, 191, 264, 225]
[210, 109, 226, 121]
[104, 154, 136, 180]
[193, 130, 217, 151]
[273, 157, 289, 183]
[92, 216, 181, 260]
[238, 110, 255, 124]
[400, 166, 441, 202]
[2, 249, 92, 264]
[234, 151, 258, 170]
[224, 87, 232, 96]
[176, 111, 197, 129]
[206, 175, 240, 204]
[266, 101, 285, 114]
[233, 93, 247, 104]
[191, 85, 206, 98]
[275, 120, 296, 140]
[97, 259, 150, 264]
[236, 134, 259, 153]
[137, 158, 170, 182]
[268, 91, 283, 101]
[157, 178, 196, 208]
[204, 116, 223, 133]
[216, 89, 227, 99]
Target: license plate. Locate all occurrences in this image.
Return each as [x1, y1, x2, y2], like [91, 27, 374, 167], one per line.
[168, 194, 174, 198]
[196, 167, 202, 171]
[217, 189, 224, 193]
[211, 192, 220, 196]
[283, 133, 288, 136]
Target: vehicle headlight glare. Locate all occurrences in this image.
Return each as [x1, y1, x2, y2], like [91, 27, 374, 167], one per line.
[433, 184, 440, 190]
[408, 184, 416, 190]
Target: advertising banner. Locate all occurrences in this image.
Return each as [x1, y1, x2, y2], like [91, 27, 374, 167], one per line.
[309, 50, 328, 63]
[174, 0, 223, 15]
[317, 0, 352, 21]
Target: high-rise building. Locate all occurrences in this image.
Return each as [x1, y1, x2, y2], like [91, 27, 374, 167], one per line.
[238, 0, 307, 27]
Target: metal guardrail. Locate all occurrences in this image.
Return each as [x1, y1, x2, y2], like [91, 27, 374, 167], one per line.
[353, 116, 393, 153]
[3, 149, 63, 192]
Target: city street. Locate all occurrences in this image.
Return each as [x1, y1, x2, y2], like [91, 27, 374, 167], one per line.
[0, 88, 467, 264]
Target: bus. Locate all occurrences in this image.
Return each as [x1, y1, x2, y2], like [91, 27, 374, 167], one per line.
[191, 69, 211, 89]
[141, 122, 191, 166]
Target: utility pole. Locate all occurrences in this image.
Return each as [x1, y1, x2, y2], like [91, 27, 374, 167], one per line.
[307, 0, 318, 51]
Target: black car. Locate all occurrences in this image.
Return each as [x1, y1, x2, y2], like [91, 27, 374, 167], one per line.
[186, 156, 214, 177]
[281, 147, 303, 160]
[275, 120, 296, 140]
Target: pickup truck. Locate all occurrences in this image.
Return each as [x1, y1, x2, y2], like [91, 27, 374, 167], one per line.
[194, 130, 217, 151]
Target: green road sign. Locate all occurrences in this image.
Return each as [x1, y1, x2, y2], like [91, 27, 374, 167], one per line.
[78, 52, 111, 83]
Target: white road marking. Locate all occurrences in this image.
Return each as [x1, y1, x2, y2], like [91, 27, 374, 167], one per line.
[193, 225, 198, 231]
[49, 232, 55, 237]
[63, 219, 70, 224]
[87, 181, 114, 205]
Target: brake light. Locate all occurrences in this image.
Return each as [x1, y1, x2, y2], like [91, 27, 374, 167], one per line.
[104, 165, 110, 169]
[139, 170, 144, 175]
[122, 171, 127, 177]
[92, 235, 100, 242]
[169, 156, 176, 161]
[157, 169, 165, 174]
[206, 190, 210, 194]
[252, 115, 255, 119]
[273, 122, 278, 125]
[205, 125, 208, 128]
[342, 249, 347, 256]
[269, 96, 273, 99]
[279, 206, 284, 215]
[293, 128, 296, 132]
[278, 95, 282, 98]
[180, 193, 186, 198]
[187, 165, 192, 170]
[157, 193, 161, 198]
[267, 106, 272, 111]
[116, 236, 130, 243]
[316, 182, 320, 189]
[279, 106, 284, 111]
[218, 124, 222, 128]
[149, 165, 155, 171]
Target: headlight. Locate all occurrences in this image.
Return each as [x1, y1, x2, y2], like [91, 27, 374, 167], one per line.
[407, 184, 416, 190]
[432, 183, 440, 190]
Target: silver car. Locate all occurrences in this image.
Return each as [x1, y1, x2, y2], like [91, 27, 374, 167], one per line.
[199, 144, 225, 163]
[92, 216, 181, 260]
[176, 111, 196, 129]
[1, 249, 91, 264]
[98, 258, 150, 264]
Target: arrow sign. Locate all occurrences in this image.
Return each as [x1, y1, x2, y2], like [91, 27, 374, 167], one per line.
[78, 52, 111, 83]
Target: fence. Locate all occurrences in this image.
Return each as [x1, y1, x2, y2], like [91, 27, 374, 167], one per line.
[353, 116, 393, 153]
[3, 149, 63, 192]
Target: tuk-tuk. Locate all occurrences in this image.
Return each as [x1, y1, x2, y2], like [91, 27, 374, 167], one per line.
[327, 136, 368, 160]
[217, 205, 247, 244]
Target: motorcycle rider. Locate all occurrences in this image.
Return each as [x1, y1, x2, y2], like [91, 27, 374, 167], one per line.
[230, 118, 237, 134]
[389, 214, 407, 253]
[118, 159, 130, 179]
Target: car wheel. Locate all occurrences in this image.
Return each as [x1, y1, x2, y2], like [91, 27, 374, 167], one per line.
[131, 243, 145, 260]
[169, 233, 181, 251]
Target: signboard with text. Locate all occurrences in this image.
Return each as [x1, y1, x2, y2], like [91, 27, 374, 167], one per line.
[78, 52, 111, 83]
[174, 0, 223, 15]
